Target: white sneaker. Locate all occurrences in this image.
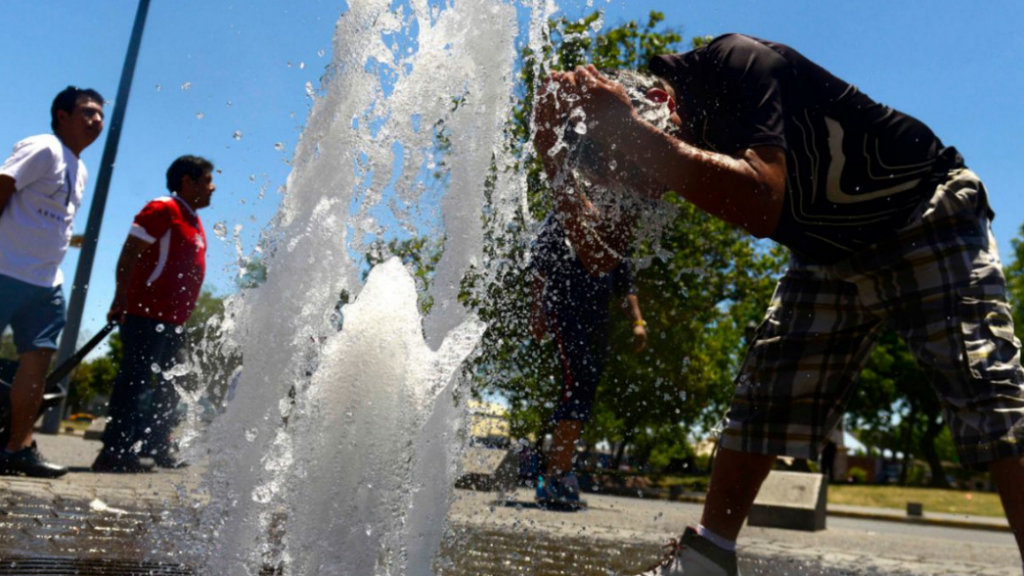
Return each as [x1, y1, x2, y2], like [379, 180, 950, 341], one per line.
[635, 527, 738, 576]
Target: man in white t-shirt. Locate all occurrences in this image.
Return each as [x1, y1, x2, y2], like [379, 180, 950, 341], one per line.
[0, 86, 104, 478]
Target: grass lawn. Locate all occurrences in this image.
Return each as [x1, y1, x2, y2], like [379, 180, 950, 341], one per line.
[828, 484, 1005, 518]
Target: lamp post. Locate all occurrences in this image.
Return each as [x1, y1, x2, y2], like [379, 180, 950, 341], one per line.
[41, 0, 153, 433]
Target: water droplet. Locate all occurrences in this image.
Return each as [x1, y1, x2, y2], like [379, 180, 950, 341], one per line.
[196, 112, 205, 120]
[154, 84, 162, 92]
[213, 222, 228, 239]
[573, 122, 587, 136]
[181, 81, 192, 91]
[226, 100, 233, 107]
[175, 325, 184, 334]
[233, 130, 243, 141]
[286, 61, 293, 68]
[365, 526, 372, 537]
[305, 81, 315, 98]
[274, 142, 285, 152]
[299, 62, 305, 70]
[317, 49, 326, 58]
[249, 174, 256, 183]
[151, 363, 162, 374]
[155, 324, 166, 333]
[245, 428, 259, 442]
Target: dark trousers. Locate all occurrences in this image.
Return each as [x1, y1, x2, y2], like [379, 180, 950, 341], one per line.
[101, 314, 187, 457]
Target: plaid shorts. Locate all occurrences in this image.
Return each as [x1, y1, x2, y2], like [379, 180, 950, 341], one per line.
[721, 169, 1024, 466]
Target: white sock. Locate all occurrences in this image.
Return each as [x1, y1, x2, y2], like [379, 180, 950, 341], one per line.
[696, 524, 737, 553]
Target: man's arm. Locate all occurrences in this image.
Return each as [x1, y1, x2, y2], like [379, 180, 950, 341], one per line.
[534, 79, 636, 275]
[0, 175, 16, 218]
[555, 66, 787, 239]
[108, 236, 151, 323]
[623, 293, 647, 353]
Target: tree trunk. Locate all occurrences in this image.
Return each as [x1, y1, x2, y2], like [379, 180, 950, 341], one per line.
[921, 416, 951, 489]
[613, 439, 629, 470]
[899, 402, 916, 485]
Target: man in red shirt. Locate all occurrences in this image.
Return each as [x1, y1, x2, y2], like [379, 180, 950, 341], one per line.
[92, 155, 214, 473]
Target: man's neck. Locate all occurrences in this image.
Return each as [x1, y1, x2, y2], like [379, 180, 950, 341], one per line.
[171, 193, 200, 215]
[54, 132, 83, 158]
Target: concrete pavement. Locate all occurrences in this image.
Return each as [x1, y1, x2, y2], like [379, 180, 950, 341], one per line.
[0, 433, 1018, 575]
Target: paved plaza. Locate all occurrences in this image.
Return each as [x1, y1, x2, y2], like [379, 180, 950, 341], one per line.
[0, 434, 1019, 575]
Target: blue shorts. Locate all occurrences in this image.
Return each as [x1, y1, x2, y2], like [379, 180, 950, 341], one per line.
[0, 274, 66, 353]
[549, 311, 610, 423]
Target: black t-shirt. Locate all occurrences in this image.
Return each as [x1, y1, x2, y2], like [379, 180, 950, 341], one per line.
[650, 34, 963, 264]
[533, 217, 636, 327]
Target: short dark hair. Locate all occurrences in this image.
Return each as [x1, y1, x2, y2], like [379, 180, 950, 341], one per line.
[166, 155, 214, 193]
[50, 86, 104, 132]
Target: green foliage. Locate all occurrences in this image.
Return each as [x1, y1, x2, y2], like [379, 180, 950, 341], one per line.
[1004, 222, 1024, 342]
[67, 339, 119, 413]
[848, 466, 869, 483]
[847, 329, 956, 487]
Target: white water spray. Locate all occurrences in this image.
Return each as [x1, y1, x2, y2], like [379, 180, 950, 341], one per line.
[188, 1, 553, 574]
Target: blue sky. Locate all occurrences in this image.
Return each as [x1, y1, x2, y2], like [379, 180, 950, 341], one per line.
[1, 0, 1022, 343]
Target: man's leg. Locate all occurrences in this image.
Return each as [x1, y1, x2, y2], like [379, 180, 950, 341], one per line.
[990, 456, 1024, 559]
[142, 327, 186, 463]
[699, 449, 776, 541]
[5, 348, 54, 451]
[95, 315, 156, 472]
[548, 419, 582, 476]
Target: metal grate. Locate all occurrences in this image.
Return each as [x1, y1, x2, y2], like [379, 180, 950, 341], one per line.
[0, 557, 195, 575]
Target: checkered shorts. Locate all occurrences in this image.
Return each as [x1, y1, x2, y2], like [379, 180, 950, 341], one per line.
[721, 169, 1024, 466]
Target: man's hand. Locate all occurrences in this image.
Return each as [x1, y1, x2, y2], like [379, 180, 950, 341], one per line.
[107, 298, 126, 325]
[533, 74, 574, 180]
[558, 65, 640, 149]
[632, 322, 648, 353]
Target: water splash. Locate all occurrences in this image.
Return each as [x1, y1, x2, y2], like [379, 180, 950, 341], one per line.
[189, 1, 538, 574]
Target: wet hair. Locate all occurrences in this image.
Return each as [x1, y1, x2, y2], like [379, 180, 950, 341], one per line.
[50, 86, 104, 132]
[166, 155, 214, 193]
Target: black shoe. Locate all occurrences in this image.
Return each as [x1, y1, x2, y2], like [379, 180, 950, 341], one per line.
[0, 441, 68, 478]
[91, 450, 154, 474]
[152, 452, 188, 469]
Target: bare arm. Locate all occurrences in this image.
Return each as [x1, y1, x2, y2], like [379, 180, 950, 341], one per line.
[622, 293, 647, 353]
[533, 79, 636, 275]
[555, 66, 787, 239]
[108, 236, 151, 323]
[0, 175, 15, 218]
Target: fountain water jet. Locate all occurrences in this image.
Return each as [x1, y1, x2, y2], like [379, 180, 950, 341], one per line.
[186, 1, 552, 574]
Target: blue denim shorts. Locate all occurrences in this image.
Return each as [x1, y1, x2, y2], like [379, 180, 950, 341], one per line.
[0, 274, 66, 353]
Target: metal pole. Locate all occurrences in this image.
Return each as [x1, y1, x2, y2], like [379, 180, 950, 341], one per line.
[41, 0, 153, 433]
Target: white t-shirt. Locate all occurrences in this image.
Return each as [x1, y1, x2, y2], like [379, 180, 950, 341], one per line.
[0, 134, 87, 287]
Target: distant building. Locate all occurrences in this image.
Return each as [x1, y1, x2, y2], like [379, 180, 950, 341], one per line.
[467, 400, 509, 449]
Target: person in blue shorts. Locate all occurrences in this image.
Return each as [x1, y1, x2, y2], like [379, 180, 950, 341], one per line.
[530, 214, 648, 507]
[0, 86, 104, 478]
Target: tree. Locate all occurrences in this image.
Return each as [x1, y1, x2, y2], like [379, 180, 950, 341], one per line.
[847, 329, 955, 488]
[462, 12, 786, 463]
[1004, 222, 1024, 342]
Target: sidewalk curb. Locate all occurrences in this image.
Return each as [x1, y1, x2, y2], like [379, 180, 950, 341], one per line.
[665, 493, 1011, 533]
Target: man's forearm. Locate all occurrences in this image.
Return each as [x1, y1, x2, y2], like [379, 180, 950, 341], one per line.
[624, 294, 643, 322]
[613, 117, 784, 238]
